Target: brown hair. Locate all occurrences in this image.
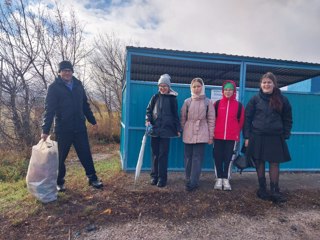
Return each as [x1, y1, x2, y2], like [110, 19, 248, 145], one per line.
[260, 72, 283, 112]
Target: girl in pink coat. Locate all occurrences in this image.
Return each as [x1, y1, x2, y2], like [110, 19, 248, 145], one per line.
[180, 78, 215, 191]
[213, 80, 245, 191]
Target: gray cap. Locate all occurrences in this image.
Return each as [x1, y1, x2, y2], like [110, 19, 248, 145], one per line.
[158, 74, 171, 87]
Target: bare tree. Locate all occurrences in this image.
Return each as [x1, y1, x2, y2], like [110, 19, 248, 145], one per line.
[0, 0, 89, 149]
[90, 33, 126, 115]
[88, 33, 126, 141]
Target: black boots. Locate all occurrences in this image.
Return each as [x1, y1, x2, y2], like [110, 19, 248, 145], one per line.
[256, 177, 271, 201]
[256, 178, 287, 203]
[270, 182, 287, 203]
[150, 178, 158, 185]
[150, 177, 166, 187]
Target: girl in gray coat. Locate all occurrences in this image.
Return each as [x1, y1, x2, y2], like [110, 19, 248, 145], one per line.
[180, 78, 215, 191]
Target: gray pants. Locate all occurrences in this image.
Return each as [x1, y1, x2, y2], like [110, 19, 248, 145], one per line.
[184, 143, 206, 186]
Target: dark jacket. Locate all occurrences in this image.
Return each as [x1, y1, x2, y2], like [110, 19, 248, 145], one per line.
[42, 76, 96, 134]
[146, 92, 181, 138]
[244, 90, 292, 139]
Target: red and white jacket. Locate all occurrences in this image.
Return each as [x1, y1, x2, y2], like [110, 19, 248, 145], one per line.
[213, 80, 245, 141]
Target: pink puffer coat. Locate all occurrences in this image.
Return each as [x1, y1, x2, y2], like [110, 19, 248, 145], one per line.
[180, 96, 215, 144]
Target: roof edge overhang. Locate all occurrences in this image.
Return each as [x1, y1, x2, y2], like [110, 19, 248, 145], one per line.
[126, 46, 320, 69]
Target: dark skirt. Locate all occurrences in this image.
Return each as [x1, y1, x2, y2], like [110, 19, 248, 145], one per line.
[247, 133, 291, 163]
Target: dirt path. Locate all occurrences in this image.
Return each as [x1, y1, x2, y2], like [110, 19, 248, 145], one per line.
[79, 172, 320, 240]
[80, 210, 320, 240]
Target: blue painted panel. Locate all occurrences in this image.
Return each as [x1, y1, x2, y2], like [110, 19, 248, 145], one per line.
[121, 86, 127, 123]
[311, 76, 320, 92]
[287, 79, 311, 92]
[120, 86, 127, 167]
[282, 134, 320, 170]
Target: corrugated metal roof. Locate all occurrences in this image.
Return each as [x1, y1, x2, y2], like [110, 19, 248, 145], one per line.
[127, 46, 320, 66]
[127, 46, 320, 88]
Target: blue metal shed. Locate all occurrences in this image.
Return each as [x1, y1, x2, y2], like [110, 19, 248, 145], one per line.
[121, 47, 320, 172]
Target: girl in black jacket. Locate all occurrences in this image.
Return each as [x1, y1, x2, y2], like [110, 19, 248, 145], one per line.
[244, 72, 292, 203]
[145, 74, 181, 187]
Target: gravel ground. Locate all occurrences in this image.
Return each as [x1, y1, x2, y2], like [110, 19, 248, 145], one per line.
[80, 210, 320, 240]
[79, 172, 320, 240]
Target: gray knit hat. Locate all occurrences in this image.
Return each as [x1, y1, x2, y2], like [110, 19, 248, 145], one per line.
[158, 74, 171, 87]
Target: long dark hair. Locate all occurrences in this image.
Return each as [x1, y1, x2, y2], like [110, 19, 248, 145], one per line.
[260, 72, 283, 112]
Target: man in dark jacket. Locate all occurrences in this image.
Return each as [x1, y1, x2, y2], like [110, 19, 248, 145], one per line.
[41, 60, 103, 192]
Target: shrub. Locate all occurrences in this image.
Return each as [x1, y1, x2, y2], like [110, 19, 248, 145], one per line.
[0, 152, 29, 182]
[87, 111, 120, 144]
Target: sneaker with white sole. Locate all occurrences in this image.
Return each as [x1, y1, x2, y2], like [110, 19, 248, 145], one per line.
[223, 179, 232, 191]
[214, 178, 223, 190]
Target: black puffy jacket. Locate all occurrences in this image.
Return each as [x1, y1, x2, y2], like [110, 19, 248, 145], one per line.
[244, 90, 292, 139]
[42, 76, 96, 134]
[146, 92, 181, 138]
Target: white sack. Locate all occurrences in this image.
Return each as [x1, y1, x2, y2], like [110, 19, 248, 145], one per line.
[26, 136, 59, 203]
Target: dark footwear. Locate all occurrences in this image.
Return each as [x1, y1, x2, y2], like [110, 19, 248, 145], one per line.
[256, 188, 271, 201]
[271, 192, 287, 203]
[157, 181, 166, 188]
[57, 184, 66, 192]
[89, 179, 103, 189]
[185, 179, 191, 187]
[185, 183, 198, 192]
[270, 182, 287, 203]
[256, 177, 271, 201]
[150, 178, 158, 185]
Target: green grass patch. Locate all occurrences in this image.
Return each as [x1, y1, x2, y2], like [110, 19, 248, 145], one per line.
[66, 155, 121, 181]
[0, 155, 29, 182]
[0, 180, 42, 225]
[0, 155, 121, 220]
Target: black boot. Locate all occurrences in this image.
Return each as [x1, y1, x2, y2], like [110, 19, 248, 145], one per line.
[256, 177, 271, 201]
[87, 174, 103, 189]
[150, 177, 158, 185]
[270, 182, 287, 203]
[157, 178, 167, 188]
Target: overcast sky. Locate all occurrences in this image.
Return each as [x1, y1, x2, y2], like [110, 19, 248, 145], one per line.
[40, 0, 320, 63]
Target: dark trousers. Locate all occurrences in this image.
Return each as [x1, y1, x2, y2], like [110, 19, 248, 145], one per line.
[56, 131, 96, 185]
[214, 139, 235, 179]
[184, 143, 206, 186]
[150, 137, 170, 183]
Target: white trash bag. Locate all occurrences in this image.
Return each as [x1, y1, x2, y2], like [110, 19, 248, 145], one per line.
[26, 136, 59, 203]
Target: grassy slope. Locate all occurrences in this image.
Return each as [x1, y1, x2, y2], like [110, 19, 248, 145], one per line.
[0, 154, 121, 226]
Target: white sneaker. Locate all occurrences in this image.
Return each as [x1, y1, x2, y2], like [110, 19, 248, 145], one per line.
[214, 178, 223, 190]
[223, 179, 232, 191]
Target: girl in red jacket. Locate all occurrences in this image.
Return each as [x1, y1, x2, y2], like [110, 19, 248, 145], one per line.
[213, 80, 245, 190]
